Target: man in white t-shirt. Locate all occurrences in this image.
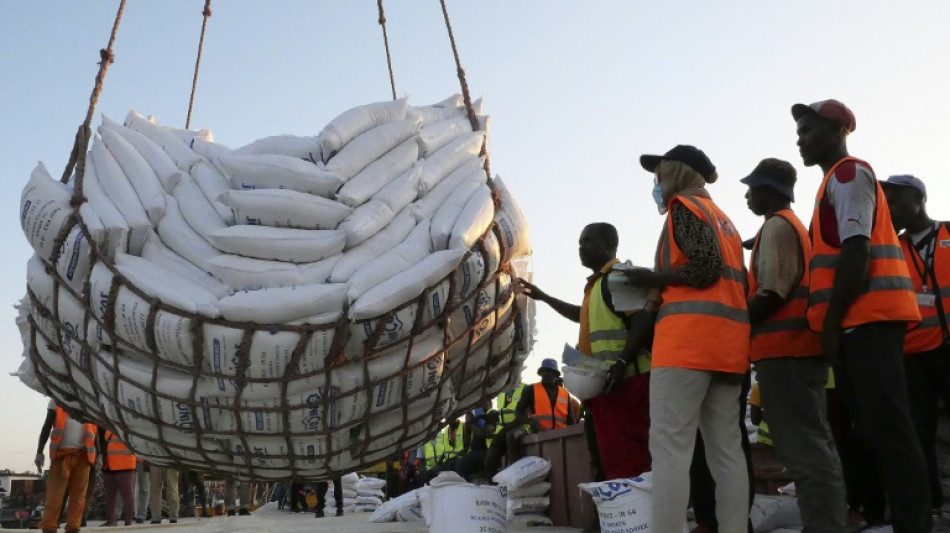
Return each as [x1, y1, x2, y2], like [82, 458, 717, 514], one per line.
[793, 99, 930, 532]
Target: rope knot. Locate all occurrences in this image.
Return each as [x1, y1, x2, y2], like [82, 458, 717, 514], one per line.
[203, 7, 212, 17]
[99, 48, 114, 65]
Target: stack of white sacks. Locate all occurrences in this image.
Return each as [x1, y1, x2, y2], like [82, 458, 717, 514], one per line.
[353, 475, 386, 513]
[494, 456, 553, 527]
[368, 456, 552, 529]
[320, 472, 367, 514]
[16, 94, 535, 480]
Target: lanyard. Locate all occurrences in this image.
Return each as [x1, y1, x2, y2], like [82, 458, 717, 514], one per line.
[908, 224, 938, 290]
[908, 223, 950, 342]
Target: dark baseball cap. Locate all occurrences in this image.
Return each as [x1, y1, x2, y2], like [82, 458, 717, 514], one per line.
[740, 159, 797, 202]
[640, 145, 717, 182]
[881, 174, 927, 201]
[791, 99, 856, 133]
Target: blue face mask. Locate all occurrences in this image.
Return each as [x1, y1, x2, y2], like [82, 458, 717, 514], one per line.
[652, 184, 667, 214]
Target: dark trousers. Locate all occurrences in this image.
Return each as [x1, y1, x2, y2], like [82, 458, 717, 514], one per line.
[827, 385, 885, 521]
[689, 371, 754, 532]
[103, 470, 135, 525]
[288, 482, 307, 512]
[315, 477, 343, 512]
[180, 471, 207, 515]
[904, 343, 950, 510]
[836, 322, 930, 533]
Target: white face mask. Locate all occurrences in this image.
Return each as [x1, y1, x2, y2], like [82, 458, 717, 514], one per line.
[652, 183, 667, 214]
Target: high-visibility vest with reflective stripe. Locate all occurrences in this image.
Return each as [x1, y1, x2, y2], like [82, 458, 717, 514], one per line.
[49, 407, 97, 465]
[423, 428, 464, 469]
[496, 384, 524, 429]
[104, 430, 136, 471]
[654, 195, 750, 373]
[588, 276, 652, 376]
[530, 382, 569, 430]
[757, 420, 773, 446]
[807, 157, 920, 330]
[900, 223, 950, 353]
[748, 209, 822, 360]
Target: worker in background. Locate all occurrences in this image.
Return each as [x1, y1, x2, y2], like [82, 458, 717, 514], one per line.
[421, 418, 465, 481]
[314, 476, 343, 518]
[483, 359, 577, 476]
[881, 174, 950, 529]
[148, 462, 179, 524]
[224, 477, 252, 516]
[98, 428, 136, 526]
[793, 98, 929, 531]
[36, 401, 98, 533]
[453, 400, 498, 481]
[132, 458, 149, 524]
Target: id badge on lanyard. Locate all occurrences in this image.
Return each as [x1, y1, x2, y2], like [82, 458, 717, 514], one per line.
[917, 288, 937, 307]
[912, 229, 939, 308]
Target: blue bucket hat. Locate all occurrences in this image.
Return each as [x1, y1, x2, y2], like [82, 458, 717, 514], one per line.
[539, 358, 560, 375]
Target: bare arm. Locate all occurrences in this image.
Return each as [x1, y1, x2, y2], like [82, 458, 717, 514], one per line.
[821, 236, 871, 360]
[36, 409, 56, 455]
[517, 278, 581, 322]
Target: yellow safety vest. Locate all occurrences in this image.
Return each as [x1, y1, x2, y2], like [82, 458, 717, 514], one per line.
[588, 276, 651, 376]
[496, 384, 525, 428]
[424, 428, 464, 469]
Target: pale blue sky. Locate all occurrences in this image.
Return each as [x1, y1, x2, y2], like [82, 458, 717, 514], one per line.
[2, 1, 949, 472]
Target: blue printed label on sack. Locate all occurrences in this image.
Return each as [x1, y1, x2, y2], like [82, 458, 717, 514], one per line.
[375, 382, 389, 407]
[175, 402, 194, 429]
[66, 229, 84, 280]
[200, 397, 212, 428]
[301, 391, 322, 430]
[20, 200, 32, 227]
[212, 339, 225, 391]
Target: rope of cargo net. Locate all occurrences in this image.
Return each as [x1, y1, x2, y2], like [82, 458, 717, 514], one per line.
[60, 0, 127, 194]
[438, 0, 491, 178]
[376, 0, 397, 100]
[185, 0, 213, 129]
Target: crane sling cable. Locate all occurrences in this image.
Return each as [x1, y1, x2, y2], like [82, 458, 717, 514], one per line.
[438, 0, 491, 179]
[60, 0, 128, 203]
[377, 0, 398, 100]
[186, 0, 213, 129]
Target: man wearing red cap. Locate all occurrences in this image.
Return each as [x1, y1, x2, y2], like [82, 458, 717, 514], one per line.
[793, 99, 931, 532]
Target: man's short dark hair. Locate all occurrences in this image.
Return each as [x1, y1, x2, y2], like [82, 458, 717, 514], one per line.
[585, 223, 618, 250]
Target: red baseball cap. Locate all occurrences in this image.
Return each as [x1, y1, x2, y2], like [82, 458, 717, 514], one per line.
[791, 99, 856, 133]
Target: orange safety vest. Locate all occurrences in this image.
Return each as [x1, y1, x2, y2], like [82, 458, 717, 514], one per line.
[654, 195, 750, 373]
[748, 209, 822, 360]
[530, 382, 569, 430]
[900, 222, 950, 353]
[104, 430, 136, 471]
[49, 407, 97, 465]
[807, 157, 920, 330]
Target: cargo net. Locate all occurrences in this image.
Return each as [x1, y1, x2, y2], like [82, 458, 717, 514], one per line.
[16, 95, 536, 481]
